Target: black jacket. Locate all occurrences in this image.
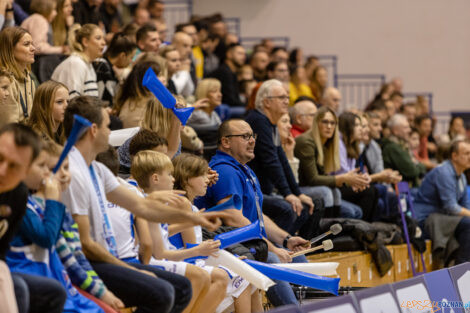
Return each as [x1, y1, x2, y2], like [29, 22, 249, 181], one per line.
[208, 63, 244, 107]
[245, 109, 301, 197]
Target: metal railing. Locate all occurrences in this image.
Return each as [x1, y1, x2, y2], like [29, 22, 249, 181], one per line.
[224, 17, 241, 38]
[317, 55, 338, 90]
[162, 0, 193, 39]
[240, 36, 290, 53]
[433, 111, 451, 137]
[335, 74, 386, 110]
[433, 111, 470, 137]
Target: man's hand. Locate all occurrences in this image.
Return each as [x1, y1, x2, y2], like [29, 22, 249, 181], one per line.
[285, 194, 303, 216]
[287, 236, 309, 252]
[273, 247, 293, 263]
[207, 168, 219, 187]
[298, 194, 314, 214]
[101, 289, 124, 311]
[147, 190, 190, 209]
[191, 211, 222, 231]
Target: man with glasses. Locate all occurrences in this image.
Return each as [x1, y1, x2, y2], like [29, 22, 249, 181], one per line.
[289, 96, 317, 138]
[244, 79, 319, 239]
[196, 118, 311, 307]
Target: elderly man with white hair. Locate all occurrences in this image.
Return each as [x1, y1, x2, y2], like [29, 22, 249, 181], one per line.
[321, 87, 342, 113]
[382, 114, 426, 186]
[289, 96, 317, 138]
[244, 79, 321, 239]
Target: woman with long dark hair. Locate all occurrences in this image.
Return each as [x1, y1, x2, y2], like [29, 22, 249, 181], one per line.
[337, 111, 379, 221]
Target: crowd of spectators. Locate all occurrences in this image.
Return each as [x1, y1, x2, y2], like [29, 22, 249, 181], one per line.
[0, 1, 469, 312]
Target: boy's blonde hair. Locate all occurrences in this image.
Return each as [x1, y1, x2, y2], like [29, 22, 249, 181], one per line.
[131, 150, 173, 189]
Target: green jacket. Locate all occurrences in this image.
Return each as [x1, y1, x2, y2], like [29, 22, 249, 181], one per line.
[294, 134, 336, 188]
[382, 137, 426, 186]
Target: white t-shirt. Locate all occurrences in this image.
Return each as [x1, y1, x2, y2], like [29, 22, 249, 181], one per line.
[191, 205, 203, 244]
[107, 178, 142, 259]
[171, 70, 194, 97]
[52, 53, 99, 98]
[62, 147, 120, 254]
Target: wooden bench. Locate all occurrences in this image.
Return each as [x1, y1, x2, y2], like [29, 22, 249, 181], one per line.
[306, 240, 434, 287]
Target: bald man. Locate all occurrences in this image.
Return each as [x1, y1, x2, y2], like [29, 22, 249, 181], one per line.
[172, 31, 196, 86]
[290, 97, 317, 138]
[322, 87, 342, 113]
[382, 114, 426, 186]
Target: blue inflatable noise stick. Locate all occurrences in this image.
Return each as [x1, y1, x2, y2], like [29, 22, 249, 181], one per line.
[142, 67, 195, 126]
[214, 220, 263, 249]
[142, 67, 176, 109]
[53, 114, 91, 173]
[172, 106, 194, 126]
[206, 194, 242, 212]
[244, 259, 340, 295]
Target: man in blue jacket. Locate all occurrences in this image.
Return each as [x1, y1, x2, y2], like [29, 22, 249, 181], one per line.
[197, 118, 311, 307]
[414, 139, 470, 264]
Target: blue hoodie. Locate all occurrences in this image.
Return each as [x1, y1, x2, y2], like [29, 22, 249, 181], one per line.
[196, 150, 264, 225]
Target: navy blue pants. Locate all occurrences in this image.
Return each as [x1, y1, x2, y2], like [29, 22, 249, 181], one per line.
[12, 272, 66, 313]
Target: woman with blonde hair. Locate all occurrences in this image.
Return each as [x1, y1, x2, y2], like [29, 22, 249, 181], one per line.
[21, 0, 68, 55]
[186, 78, 221, 128]
[0, 26, 36, 126]
[52, 23, 105, 98]
[294, 106, 366, 218]
[27, 80, 69, 144]
[51, 0, 74, 47]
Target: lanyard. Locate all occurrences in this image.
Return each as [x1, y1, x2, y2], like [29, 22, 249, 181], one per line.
[19, 76, 32, 119]
[242, 164, 267, 237]
[89, 165, 118, 257]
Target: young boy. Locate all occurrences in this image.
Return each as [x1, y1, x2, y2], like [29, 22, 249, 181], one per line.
[132, 150, 260, 313]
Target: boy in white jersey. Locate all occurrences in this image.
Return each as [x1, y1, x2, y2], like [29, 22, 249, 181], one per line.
[133, 150, 263, 313]
[97, 145, 217, 313]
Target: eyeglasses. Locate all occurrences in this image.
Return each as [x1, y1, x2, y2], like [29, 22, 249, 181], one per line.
[300, 113, 316, 118]
[320, 120, 337, 127]
[267, 95, 289, 102]
[224, 133, 258, 141]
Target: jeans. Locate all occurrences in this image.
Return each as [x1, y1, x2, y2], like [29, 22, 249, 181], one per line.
[265, 252, 307, 306]
[262, 194, 310, 235]
[299, 186, 340, 208]
[455, 217, 470, 264]
[340, 200, 363, 219]
[12, 272, 66, 313]
[91, 262, 192, 313]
